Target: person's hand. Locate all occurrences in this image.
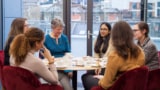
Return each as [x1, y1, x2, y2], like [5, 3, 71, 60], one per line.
[68, 72, 73, 78]
[93, 75, 104, 79]
[58, 81, 62, 86]
[41, 46, 54, 63]
[95, 68, 101, 75]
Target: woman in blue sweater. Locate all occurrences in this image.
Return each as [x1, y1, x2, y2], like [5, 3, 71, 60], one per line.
[44, 18, 72, 90]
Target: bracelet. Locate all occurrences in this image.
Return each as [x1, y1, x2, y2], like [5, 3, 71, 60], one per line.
[48, 61, 54, 64]
[48, 57, 55, 64]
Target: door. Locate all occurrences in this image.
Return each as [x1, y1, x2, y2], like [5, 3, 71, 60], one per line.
[71, 0, 141, 89]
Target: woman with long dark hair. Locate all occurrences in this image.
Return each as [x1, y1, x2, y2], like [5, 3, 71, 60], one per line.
[82, 22, 111, 90]
[94, 22, 111, 58]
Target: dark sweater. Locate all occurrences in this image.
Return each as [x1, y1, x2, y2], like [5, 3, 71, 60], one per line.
[4, 36, 14, 65]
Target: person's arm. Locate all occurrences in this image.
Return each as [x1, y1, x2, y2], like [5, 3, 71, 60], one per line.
[65, 36, 71, 52]
[98, 53, 120, 89]
[94, 52, 100, 58]
[93, 38, 100, 58]
[143, 43, 158, 64]
[36, 46, 59, 84]
[34, 60, 59, 84]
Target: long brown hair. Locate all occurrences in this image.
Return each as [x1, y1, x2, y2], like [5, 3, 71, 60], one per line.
[9, 18, 27, 36]
[5, 18, 27, 45]
[111, 21, 140, 59]
[9, 27, 44, 65]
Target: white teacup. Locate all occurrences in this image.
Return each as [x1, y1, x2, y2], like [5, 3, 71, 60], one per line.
[65, 53, 74, 59]
[76, 58, 84, 66]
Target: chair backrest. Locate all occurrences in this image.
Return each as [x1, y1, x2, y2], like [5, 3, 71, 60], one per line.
[3, 66, 41, 90]
[158, 51, 160, 66]
[108, 66, 149, 90]
[0, 50, 4, 65]
[0, 50, 4, 83]
[147, 69, 160, 90]
[2, 66, 63, 90]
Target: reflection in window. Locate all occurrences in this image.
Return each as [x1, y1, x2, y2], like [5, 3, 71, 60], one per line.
[130, 2, 140, 9]
[148, 12, 154, 18]
[132, 12, 137, 19]
[158, 2, 160, 7]
[150, 23, 160, 37]
[132, 3, 137, 9]
[148, 0, 160, 50]
[148, 3, 154, 10]
[158, 9, 160, 16]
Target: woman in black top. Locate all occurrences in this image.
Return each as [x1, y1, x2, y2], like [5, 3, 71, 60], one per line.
[4, 18, 29, 65]
[81, 22, 111, 90]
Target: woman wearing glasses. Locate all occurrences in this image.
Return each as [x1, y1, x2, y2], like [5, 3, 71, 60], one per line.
[82, 22, 111, 90]
[133, 21, 159, 70]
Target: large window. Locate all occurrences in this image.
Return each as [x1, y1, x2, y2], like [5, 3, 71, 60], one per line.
[0, 0, 2, 49]
[148, 0, 160, 50]
[23, 0, 63, 35]
[71, 0, 87, 57]
[21, 0, 160, 89]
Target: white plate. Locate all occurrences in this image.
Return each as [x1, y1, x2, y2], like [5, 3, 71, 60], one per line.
[56, 65, 67, 68]
[90, 64, 99, 67]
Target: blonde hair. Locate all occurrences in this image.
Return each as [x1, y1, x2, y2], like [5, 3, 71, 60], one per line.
[9, 27, 44, 65]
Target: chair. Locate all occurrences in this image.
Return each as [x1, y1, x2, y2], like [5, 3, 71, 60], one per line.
[91, 66, 149, 90]
[0, 50, 5, 90]
[0, 50, 4, 77]
[2, 66, 63, 90]
[158, 51, 160, 67]
[147, 69, 160, 90]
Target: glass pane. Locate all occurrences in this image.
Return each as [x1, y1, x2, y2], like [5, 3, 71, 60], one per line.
[148, 0, 160, 50]
[93, 0, 141, 32]
[22, 0, 63, 57]
[71, 0, 87, 89]
[92, 0, 141, 54]
[71, 0, 87, 57]
[23, 0, 63, 35]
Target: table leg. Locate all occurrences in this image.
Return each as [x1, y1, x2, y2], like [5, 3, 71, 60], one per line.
[72, 71, 77, 90]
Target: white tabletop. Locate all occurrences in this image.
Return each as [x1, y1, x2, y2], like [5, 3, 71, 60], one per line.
[43, 56, 107, 71]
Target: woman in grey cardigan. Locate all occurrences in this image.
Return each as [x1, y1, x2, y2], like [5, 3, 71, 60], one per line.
[133, 21, 159, 70]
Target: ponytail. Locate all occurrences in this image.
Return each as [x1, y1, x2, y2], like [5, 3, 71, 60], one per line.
[10, 27, 44, 65]
[9, 34, 31, 65]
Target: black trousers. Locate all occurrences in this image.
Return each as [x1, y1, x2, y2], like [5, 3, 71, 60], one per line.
[81, 68, 105, 90]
